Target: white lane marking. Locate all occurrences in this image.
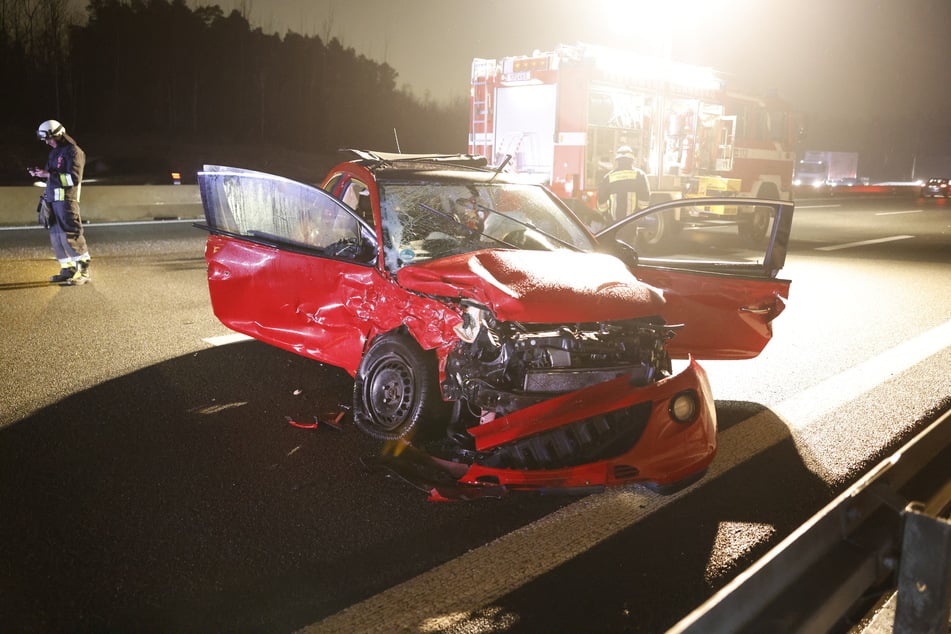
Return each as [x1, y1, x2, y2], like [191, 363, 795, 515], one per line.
[202, 333, 253, 346]
[816, 235, 914, 251]
[303, 319, 951, 633]
[91, 218, 203, 226]
[875, 209, 923, 216]
[773, 319, 951, 427]
[0, 225, 47, 232]
[796, 204, 842, 209]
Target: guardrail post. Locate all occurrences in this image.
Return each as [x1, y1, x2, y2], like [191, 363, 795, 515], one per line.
[894, 501, 951, 634]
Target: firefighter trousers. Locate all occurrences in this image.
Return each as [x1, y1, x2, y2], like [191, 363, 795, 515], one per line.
[48, 199, 89, 263]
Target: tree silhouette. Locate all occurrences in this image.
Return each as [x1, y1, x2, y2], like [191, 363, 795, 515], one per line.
[0, 0, 468, 182]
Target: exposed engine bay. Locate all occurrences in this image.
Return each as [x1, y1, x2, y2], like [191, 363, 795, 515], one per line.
[442, 312, 678, 417]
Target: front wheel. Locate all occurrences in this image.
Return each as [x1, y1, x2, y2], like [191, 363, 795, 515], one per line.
[353, 332, 445, 441]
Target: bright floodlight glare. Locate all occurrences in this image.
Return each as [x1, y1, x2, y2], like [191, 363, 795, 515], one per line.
[596, 0, 733, 56]
[586, 45, 721, 92]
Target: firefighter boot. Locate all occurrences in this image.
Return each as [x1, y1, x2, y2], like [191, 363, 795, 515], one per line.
[66, 260, 91, 286]
[50, 264, 77, 283]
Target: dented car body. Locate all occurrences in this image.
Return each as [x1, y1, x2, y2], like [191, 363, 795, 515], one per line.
[197, 151, 793, 500]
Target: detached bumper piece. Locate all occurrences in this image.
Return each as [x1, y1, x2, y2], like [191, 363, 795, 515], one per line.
[373, 358, 716, 502]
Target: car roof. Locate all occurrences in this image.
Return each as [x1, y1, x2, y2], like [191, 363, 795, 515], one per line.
[341, 148, 528, 185]
[344, 148, 489, 168]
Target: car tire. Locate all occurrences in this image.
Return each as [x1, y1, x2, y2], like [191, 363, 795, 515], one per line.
[635, 209, 680, 250]
[353, 331, 446, 441]
[738, 207, 771, 245]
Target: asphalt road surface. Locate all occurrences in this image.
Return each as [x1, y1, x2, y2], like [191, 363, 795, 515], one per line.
[0, 195, 948, 632]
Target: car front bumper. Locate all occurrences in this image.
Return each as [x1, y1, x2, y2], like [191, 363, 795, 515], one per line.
[422, 357, 717, 500]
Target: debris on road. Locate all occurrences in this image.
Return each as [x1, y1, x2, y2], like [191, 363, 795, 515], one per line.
[285, 407, 347, 431]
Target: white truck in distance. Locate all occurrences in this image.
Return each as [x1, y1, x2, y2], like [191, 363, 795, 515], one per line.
[793, 151, 859, 188]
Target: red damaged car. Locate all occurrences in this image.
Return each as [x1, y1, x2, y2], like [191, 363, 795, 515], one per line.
[197, 151, 794, 500]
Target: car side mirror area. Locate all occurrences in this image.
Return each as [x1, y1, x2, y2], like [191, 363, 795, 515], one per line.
[323, 233, 378, 264]
[605, 238, 639, 269]
[358, 240, 379, 264]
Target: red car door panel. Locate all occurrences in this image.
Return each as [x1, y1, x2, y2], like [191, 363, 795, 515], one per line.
[205, 235, 377, 373]
[597, 196, 794, 360]
[632, 267, 789, 359]
[199, 166, 381, 375]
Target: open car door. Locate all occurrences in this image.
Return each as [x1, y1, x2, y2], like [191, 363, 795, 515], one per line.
[196, 165, 378, 373]
[596, 197, 794, 360]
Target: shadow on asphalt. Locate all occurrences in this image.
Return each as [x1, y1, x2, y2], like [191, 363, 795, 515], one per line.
[457, 407, 838, 634]
[0, 280, 57, 291]
[0, 341, 571, 632]
[0, 341, 830, 633]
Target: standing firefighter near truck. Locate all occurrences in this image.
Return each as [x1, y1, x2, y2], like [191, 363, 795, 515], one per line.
[29, 120, 91, 285]
[597, 145, 651, 224]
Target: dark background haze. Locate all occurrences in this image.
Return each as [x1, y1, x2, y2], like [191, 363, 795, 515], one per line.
[181, 0, 951, 179]
[215, 0, 951, 119]
[18, 0, 951, 182]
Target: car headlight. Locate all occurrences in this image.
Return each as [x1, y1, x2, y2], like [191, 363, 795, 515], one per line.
[669, 390, 700, 423]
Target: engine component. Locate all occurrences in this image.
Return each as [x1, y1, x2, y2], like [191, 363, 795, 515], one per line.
[443, 316, 675, 416]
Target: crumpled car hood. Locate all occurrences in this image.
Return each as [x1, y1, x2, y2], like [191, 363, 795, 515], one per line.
[396, 249, 665, 322]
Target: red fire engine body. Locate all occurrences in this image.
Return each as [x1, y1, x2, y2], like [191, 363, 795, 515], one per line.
[469, 44, 798, 222]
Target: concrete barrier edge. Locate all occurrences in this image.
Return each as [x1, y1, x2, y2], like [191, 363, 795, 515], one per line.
[0, 185, 203, 226]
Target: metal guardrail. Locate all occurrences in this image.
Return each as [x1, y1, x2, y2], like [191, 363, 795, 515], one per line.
[669, 407, 951, 634]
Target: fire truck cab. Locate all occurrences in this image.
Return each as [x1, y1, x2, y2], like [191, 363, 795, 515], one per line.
[469, 43, 798, 241]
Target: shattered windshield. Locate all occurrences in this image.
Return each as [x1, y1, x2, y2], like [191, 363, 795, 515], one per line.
[379, 181, 595, 271]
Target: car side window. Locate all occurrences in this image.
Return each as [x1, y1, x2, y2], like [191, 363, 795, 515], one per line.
[286, 196, 376, 262]
[326, 175, 375, 225]
[199, 166, 376, 263]
[296, 200, 359, 248]
[600, 198, 793, 277]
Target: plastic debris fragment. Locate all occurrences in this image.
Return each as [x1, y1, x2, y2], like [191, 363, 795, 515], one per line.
[286, 415, 318, 430]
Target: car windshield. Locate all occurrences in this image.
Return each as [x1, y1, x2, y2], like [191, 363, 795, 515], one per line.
[378, 181, 596, 271]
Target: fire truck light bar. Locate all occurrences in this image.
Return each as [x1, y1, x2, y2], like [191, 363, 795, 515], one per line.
[512, 56, 551, 73]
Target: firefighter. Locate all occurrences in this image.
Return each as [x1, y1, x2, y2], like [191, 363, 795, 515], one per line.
[597, 146, 651, 224]
[28, 120, 91, 285]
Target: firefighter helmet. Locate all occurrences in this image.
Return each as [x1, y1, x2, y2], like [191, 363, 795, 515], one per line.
[37, 120, 65, 141]
[615, 145, 635, 159]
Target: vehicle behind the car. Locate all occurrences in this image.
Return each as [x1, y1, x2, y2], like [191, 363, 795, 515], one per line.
[920, 177, 950, 198]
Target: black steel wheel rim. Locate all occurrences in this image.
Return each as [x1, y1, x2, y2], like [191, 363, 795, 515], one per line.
[365, 358, 415, 431]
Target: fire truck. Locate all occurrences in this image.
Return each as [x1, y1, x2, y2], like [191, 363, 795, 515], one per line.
[468, 43, 799, 241]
